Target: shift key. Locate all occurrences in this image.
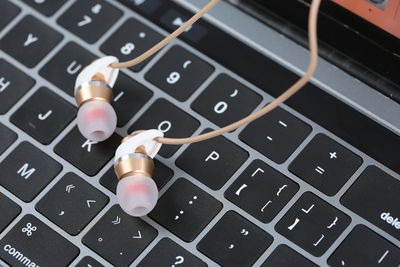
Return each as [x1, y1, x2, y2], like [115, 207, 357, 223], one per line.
[0, 215, 79, 266]
[341, 166, 400, 240]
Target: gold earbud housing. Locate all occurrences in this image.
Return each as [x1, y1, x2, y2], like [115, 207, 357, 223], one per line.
[75, 80, 113, 107]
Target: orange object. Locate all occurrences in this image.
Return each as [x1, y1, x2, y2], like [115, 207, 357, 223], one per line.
[331, 0, 400, 38]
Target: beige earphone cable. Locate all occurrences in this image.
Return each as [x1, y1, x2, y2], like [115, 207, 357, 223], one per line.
[155, 0, 322, 145]
[111, 0, 321, 145]
[110, 0, 221, 69]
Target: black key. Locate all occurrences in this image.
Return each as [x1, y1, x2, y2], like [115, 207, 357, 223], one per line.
[0, 15, 63, 67]
[341, 166, 400, 240]
[0, 215, 79, 266]
[289, 134, 362, 196]
[40, 42, 96, 96]
[198, 211, 273, 267]
[83, 205, 158, 266]
[149, 178, 222, 242]
[0, 1, 20, 31]
[138, 238, 207, 267]
[129, 99, 200, 158]
[240, 106, 311, 164]
[225, 160, 299, 223]
[76, 256, 105, 267]
[159, 9, 208, 43]
[118, 0, 162, 15]
[0, 59, 35, 114]
[145, 45, 214, 101]
[328, 225, 400, 266]
[0, 142, 62, 202]
[0, 123, 17, 155]
[101, 18, 164, 72]
[36, 173, 109, 236]
[261, 245, 318, 267]
[176, 129, 248, 190]
[58, 0, 122, 43]
[11, 87, 76, 145]
[100, 159, 173, 194]
[192, 74, 262, 128]
[21, 0, 66, 16]
[54, 126, 121, 176]
[275, 192, 351, 256]
[0, 192, 21, 233]
[112, 73, 153, 127]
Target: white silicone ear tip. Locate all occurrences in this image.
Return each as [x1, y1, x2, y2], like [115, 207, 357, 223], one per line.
[116, 175, 159, 217]
[77, 101, 117, 142]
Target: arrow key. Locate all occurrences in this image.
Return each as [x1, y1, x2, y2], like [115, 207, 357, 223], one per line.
[36, 173, 109, 235]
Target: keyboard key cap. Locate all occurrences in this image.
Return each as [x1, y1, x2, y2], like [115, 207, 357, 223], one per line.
[289, 134, 362, 196]
[11, 87, 76, 145]
[21, 0, 66, 16]
[225, 160, 299, 223]
[0, 15, 63, 67]
[76, 256, 105, 267]
[198, 211, 273, 267]
[40, 42, 96, 96]
[341, 166, 400, 240]
[0, 1, 20, 31]
[100, 159, 173, 194]
[261, 245, 318, 267]
[328, 225, 400, 266]
[192, 74, 262, 128]
[54, 126, 121, 176]
[176, 129, 248, 190]
[138, 238, 207, 267]
[149, 178, 222, 242]
[0, 142, 62, 202]
[145, 45, 214, 101]
[0, 192, 21, 233]
[0, 123, 17, 155]
[58, 0, 122, 43]
[101, 18, 164, 72]
[240, 106, 311, 164]
[129, 99, 200, 158]
[275, 192, 351, 256]
[112, 73, 153, 127]
[118, 0, 162, 15]
[83, 205, 158, 266]
[0, 59, 35, 114]
[36, 172, 109, 236]
[0, 214, 79, 266]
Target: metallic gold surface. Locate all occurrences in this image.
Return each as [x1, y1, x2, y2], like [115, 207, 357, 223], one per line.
[115, 154, 154, 180]
[75, 81, 113, 107]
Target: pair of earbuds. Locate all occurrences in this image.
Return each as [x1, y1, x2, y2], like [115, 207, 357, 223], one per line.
[75, 57, 162, 217]
[72, 0, 321, 217]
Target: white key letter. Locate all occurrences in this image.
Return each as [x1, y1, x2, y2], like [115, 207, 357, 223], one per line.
[66, 61, 82, 75]
[81, 140, 97, 152]
[17, 163, 36, 179]
[205, 151, 219, 162]
[0, 77, 11, 93]
[24, 33, 39, 47]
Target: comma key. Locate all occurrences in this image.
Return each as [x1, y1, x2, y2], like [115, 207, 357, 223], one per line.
[0, 215, 79, 267]
[341, 166, 400, 240]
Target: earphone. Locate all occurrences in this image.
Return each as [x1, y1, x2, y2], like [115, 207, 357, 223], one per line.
[74, 0, 322, 216]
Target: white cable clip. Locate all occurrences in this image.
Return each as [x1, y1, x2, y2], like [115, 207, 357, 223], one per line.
[74, 56, 119, 94]
[114, 130, 164, 163]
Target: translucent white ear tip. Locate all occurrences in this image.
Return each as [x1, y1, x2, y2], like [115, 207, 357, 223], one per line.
[77, 101, 117, 142]
[116, 175, 159, 217]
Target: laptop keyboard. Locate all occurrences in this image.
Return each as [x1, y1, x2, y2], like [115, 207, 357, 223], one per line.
[0, 0, 399, 266]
